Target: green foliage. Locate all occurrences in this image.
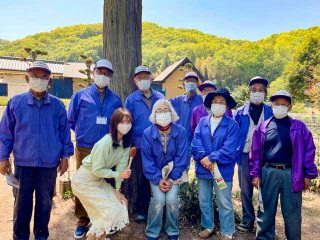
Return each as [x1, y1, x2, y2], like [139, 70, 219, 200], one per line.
[62, 190, 74, 200]
[0, 96, 8, 106]
[231, 84, 248, 108]
[179, 179, 201, 225]
[0, 23, 319, 98]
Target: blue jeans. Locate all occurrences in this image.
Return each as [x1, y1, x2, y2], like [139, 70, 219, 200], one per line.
[198, 178, 235, 236]
[257, 166, 302, 240]
[238, 153, 255, 223]
[13, 166, 57, 240]
[146, 183, 179, 238]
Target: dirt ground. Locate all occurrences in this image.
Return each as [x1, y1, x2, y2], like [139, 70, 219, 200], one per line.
[0, 166, 319, 240]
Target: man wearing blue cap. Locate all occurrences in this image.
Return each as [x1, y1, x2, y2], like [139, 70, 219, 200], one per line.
[124, 65, 164, 223]
[0, 61, 74, 240]
[234, 76, 273, 232]
[170, 72, 203, 147]
[68, 59, 122, 238]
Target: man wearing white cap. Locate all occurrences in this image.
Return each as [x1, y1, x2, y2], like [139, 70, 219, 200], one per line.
[0, 61, 74, 240]
[124, 65, 164, 223]
[234, 76, 273, 232]
[250, 90, 318, 240]
[170, 72, 203, 148]
[68, 59, 122, 238]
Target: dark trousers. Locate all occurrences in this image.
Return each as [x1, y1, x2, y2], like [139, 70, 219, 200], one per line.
[238, 153, 255, 224]
[122, 149, 150, 215]
[13, 166, 57, 240]
[257, 166, 302, 240]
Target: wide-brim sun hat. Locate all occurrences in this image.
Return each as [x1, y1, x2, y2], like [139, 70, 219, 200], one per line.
[204, 87, 237, 109]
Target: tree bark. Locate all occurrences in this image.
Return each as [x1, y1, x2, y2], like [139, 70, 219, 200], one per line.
[103, 0, 142, 101]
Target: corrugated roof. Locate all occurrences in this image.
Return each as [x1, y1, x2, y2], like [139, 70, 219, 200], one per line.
[0, 56, 64, 74]
[153, 57, 205, 83]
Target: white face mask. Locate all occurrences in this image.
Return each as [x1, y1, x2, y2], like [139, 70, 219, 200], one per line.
[117, 123, 132, 135]
[185, 82, 197, 93]
[94, 74, 110, 88]
[211, 104, 226, 117]
[202, 94, 207, 102]
[155, 112, 172, 127]
[137, 79, 151, 91]
[29, 77, 49, 92]
[273, 106, 289, 119]
[250, 92, 265, 105]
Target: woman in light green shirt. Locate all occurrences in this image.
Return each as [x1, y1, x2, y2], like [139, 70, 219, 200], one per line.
[72, 108, 133, 240]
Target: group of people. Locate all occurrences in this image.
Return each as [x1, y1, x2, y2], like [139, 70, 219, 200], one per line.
[0, 58, 317, 240]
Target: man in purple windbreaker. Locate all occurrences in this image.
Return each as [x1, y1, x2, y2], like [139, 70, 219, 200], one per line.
[190, 80, 233, 133]
[249, 90, 318, 240]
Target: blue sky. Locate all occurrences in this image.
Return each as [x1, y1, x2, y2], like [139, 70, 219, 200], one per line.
[0, 0, 319, 41]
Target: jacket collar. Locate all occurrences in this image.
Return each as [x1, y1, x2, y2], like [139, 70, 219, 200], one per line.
[133, 89, 154, 101]
[242, 102, 270, 116]
[261, 116, 301, 133]
[27, 90, 50, 105]
[203, 114, 228, 128]
[150, 123, 179, 140]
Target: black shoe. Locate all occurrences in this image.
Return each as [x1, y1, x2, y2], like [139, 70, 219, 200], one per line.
[134, 214, 147, 223]
[237, 222, 254, 232]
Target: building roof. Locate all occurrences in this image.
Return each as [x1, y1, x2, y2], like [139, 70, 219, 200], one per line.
[0, 56, 64, 74]
[0, 56, 90, 79]
[153, 57, 205, 83]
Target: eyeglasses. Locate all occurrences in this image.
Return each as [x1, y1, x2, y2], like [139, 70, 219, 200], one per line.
[156, 108, 171, 113]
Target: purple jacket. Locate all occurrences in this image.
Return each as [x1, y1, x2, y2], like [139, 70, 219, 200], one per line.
[249, 117, 318, 192]
[191, 104, 233, 133]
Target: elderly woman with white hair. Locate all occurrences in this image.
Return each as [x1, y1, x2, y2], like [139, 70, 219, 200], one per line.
[141, 99, 189, 240]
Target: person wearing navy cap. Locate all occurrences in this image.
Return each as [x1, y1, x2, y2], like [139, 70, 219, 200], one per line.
[68, 59, 123, 238]
[234, 76, 273, 232]
[250, 90, 318, 240]
[0, 61, 74, 240]
[124, 65, 164, 223]
[192, 88, 239, 239]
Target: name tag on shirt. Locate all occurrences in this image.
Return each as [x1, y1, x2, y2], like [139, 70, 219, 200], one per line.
[96, 116, 107, 125]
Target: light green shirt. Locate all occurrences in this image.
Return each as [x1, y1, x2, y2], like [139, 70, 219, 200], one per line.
[82, 134, 129, 188]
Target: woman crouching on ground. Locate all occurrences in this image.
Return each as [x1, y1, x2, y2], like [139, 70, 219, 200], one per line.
[71, 108, 133, 240]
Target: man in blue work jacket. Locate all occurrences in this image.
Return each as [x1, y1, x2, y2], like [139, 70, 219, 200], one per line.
[68, 59, 122, 238]
[0, 61, 74, 240]
[124, 65, 164, 223]
[169, 72, 203, 149]
[234, 76, 273, 232]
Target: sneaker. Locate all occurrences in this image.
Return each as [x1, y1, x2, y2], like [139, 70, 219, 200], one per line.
[237, 222, 254, 232]
[198, 229, 214, 239]
[146, 237, 158, 240]
[134, 214, 147, 223]
[217, 232, 234, 240]
[74, 217, 90, 239]
[168, 235, 179, 240]
[74, 225, 88, 239]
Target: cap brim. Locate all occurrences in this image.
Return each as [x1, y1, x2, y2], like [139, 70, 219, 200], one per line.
[28, 67, 51, 74]
[198, 83, 217, 91]
[95, 66, 114, 73]
[269, 95, 292, 104]
[250, 79, 268, 87]
[204, 92, 237, 109]
[134, 70, 151, 77]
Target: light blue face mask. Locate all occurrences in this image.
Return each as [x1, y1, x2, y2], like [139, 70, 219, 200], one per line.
[185, 82, 197, 92]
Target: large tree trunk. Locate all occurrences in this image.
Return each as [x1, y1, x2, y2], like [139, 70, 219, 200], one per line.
[103, 0, 142, 100]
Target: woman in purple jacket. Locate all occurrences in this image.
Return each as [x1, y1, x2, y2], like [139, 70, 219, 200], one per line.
[249, 90, 318, 240]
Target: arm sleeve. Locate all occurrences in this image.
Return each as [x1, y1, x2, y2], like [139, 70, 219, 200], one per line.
[91, 140, 119, 179]
[141, 132, 162, 185]
[59, 102, 74, 159]
[0, 100, 15, 160]
[114, 150, 129, 188]
[67, 93, 79, 131]
[169, 129, 189, 180]
[191, 123, 207, 162]
[302, 124, 318, 179]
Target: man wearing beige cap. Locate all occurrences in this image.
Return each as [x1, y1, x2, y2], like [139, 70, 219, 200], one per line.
[0, 61, 74, 240]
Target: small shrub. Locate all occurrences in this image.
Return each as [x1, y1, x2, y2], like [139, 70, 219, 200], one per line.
[62, 189, 74, 200]
[0, 96, 8, 106]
